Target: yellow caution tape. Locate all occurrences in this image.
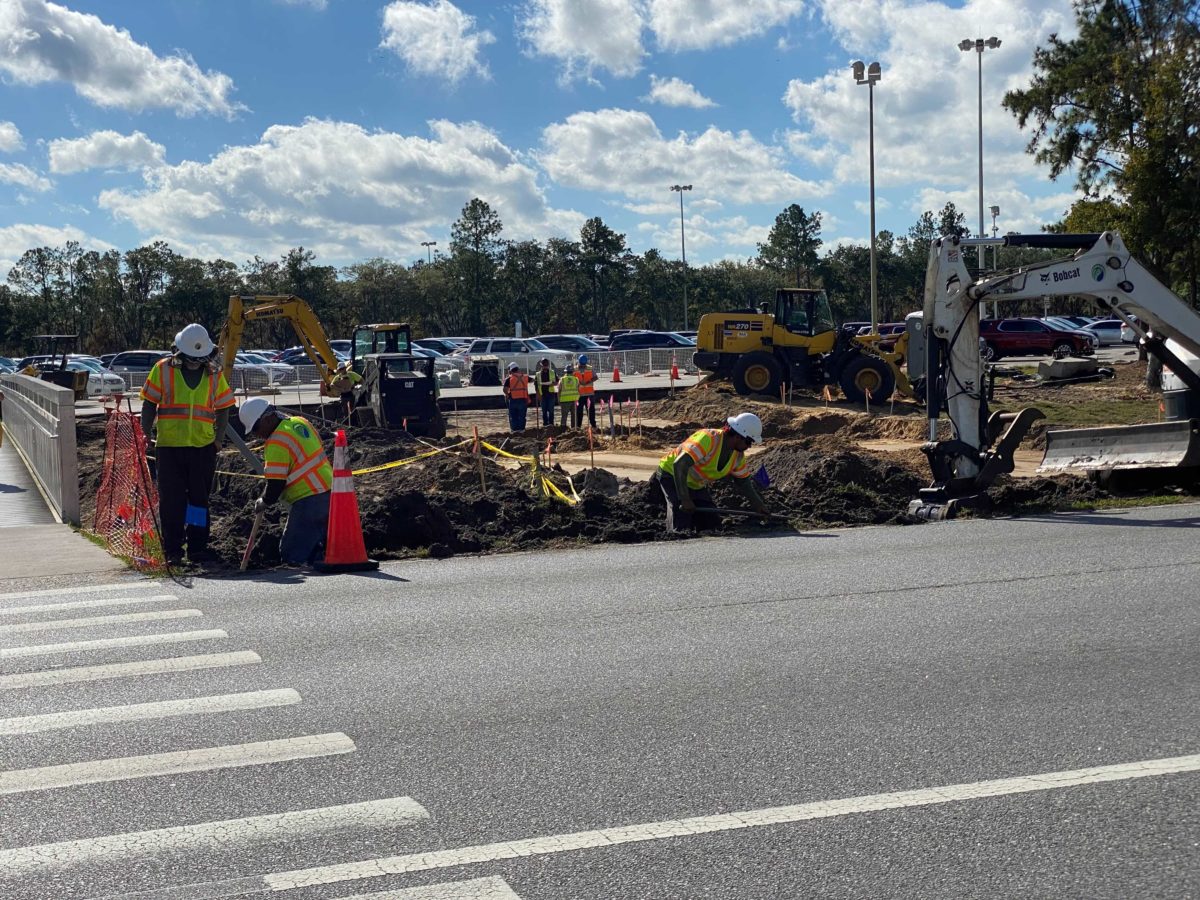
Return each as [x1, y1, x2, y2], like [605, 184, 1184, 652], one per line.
[541, 475, 577, 505]
[479, 441, 536, 463]
[213, 438, 472, 479]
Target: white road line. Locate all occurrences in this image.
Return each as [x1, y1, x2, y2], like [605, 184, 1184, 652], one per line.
[0, 608, 202, 636]
[340, 877, 522, 899]
[0, 688, 301, 735]
[0, 733, 355, 795]
[0, 594, 176, 617]
[0, 651, 263, 691]
[0, 629, 227, 660]
[110, 750, 1198, 899]
[0, 796, 426, 876]
[0, 582, 156, 603]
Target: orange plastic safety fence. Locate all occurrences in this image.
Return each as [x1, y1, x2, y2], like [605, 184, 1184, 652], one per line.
[93, 409, 163, 568]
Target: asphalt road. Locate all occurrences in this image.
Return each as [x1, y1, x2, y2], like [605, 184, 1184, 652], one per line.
[1, 503, 1198, 899]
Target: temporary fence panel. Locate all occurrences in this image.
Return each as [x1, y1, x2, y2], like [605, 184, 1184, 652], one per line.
[0, 373, 79, 525]
[92, 408, 161, 566]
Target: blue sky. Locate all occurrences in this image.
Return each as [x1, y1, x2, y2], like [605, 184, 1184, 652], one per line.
[0, 0, 1082, 276]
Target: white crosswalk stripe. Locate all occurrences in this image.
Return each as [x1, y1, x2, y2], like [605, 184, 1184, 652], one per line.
[339, 877, 523, 899]
[0, 608, 203, 635]
[0, 582, 158, 603]
[0, 733, 356, 795]
[0, 796, 428, 875]
[0, 628, 228, 659]
[0, 650, 262, 690]
[0, 593, 176, 616]
[0, 689, 301, 735]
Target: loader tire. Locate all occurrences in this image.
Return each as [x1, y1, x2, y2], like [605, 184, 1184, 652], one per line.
[425, 411, 447, 440]
[839, 355, 895, 405]
[732, 352, 783, 397]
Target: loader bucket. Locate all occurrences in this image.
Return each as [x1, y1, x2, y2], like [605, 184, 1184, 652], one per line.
[1038, 420, 1200, 474]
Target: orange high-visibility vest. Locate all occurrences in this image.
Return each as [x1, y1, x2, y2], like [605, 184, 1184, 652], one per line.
[577, 367, 596, 395]
[658, 428, 750, 489]
[140, 359, 234, 447]
[505, 373, 530, 400]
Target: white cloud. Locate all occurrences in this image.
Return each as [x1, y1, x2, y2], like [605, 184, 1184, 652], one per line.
[0, 162, 51, 192]
[0, 121, 23, 153]
[0, 223, 114, 277]
[518, 0, 646, 81]
[647, 0, 805, 51]
[785, 0, 1077, 207]
[276, 0, 327, 9]
[49, 130, 166, 174]
[539, 107, 828, 205]
[0, 0, 241, 117]
[643, 74, 715, 108]
[380, 1, 495, 84]
[98, 117, 582, 263]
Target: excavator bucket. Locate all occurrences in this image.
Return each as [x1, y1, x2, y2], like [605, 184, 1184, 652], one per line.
[1038, 420, 1200, 474]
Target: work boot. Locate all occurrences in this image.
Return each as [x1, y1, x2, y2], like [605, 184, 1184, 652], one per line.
[187, 548, 217, 564]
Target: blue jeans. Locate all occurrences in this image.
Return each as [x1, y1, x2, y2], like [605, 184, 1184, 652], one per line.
[507, 398, 528, 431]
[280, 491, 330, 565]
[540, 394, 556, 426]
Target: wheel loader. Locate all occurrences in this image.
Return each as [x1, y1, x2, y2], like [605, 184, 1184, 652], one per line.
[692, 288, 913, 402]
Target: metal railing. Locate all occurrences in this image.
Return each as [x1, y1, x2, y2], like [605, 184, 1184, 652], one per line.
[0, 373, 80, 525]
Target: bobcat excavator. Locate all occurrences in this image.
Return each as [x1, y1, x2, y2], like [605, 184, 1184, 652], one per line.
[217, 295, 342, 393]
[909, 231, 1200, 519]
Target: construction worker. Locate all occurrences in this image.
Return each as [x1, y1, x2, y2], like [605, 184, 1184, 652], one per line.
[502, 363, 531, 432]
[575, 354, 597, 428]
[139, 323, 235, 565]
[533, 357, 557, 427]
[239, 398, 332, 566]
[556, 363, 580, 429]
[654, 412, 769, 532]
[326, 360, 363, 419]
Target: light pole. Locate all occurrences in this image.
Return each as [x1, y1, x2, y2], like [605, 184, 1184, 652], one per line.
[959, 36, 1001, 271]
[989, 204, 1000, 317]
[421, 240, 437, 264]
[670, 184, 692, 331]
[852, 60, 881, 333]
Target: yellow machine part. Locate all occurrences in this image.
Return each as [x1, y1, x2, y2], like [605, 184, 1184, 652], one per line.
[218, 295, 342, 391]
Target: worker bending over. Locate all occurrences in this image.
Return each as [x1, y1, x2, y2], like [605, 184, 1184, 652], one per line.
[654, 413, 769, 532]
[140, 324, 235, 565]
[239, 398, 333, 566]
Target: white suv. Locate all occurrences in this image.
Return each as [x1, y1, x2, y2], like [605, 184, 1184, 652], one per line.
[460, 338, 576, 371]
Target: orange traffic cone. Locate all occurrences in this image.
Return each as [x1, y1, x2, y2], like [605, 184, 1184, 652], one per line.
[670, 354, 679, 381]
[314, 429, 379, 573]
[612, 360, 622, 383]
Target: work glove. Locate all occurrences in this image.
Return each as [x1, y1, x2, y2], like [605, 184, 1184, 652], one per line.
[253, 497, 266, 516]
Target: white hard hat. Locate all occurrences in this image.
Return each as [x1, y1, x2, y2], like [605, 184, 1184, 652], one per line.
[174, 323, 214, 358]
[726, 412, 763, 444]
[238, 397, 271, 433]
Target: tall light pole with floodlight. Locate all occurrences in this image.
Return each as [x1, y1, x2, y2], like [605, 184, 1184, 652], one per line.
[852, 59, 881, 333]
[420, 240, 437, 264]
[670, 184, 692, 331]
[959, 36, 1001, 271]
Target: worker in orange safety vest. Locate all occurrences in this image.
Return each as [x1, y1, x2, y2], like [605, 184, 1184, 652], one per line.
[575, 354, 597, 428]
[503, 363, 531, 431]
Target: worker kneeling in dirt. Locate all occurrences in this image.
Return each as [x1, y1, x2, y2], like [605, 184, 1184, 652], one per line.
[654, 412, 769, 532]
[239, 398, 333, 566]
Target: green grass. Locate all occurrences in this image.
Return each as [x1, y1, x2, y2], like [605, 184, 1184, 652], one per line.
[991, 398, 1159, 428]
[1067, 494, 1195, 511]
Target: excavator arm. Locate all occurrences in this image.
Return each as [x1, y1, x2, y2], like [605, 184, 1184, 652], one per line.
[912, 231, 1200, 518]
[217, 295, 342, 392]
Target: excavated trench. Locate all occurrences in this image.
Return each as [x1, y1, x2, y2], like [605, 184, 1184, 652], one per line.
[73, 380, 1179, 571]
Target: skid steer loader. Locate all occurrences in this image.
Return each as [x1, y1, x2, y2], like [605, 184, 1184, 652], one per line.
[349, 323, 446, 437]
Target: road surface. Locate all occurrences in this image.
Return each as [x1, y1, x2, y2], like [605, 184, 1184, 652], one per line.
[1, 503, 1197, 898]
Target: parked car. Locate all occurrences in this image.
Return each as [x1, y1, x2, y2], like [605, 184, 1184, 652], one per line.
[533, 334, 605, 353]
[1121, 322, 1138, 343]
[410, 346, 460, 372]
[65, 359, 126, 397]
[98, 353, 116, 367]
[1080, 319, 1125, 346]
[979, 318, 1096, 361]
[233, 352, 296, 385]
[329, 340, 352, 356]
[0, 360, 15, 374]
[608, 331, 696, 351]
[109, 350, 169, 374]
[460, 337, 575, 370]
[414, 338, 462, 355]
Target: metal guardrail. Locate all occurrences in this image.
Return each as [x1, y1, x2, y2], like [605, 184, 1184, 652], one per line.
[0, 373, 80, 525]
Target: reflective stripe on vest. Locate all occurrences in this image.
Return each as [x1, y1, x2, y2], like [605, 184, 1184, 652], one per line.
[557, 375, 579, 402]
[263, 416, 333, 505]
[658, 428, 747, 489]
[505, 373, 530, 400]
[578, 367, 595, 395]
[141, 359, 232, 448]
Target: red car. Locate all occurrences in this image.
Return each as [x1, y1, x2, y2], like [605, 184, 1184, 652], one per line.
[979, 318, 1097, 361]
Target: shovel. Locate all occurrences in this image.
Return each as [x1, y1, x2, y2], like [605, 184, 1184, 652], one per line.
[240, 508, 265, 571]
[694, 506, 794, 523]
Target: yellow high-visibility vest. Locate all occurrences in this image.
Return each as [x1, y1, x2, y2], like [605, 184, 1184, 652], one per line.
[658, 428, 750, 489]
[140, 359, 234, 448]
[262, 416, 333, 505]
[557, 374, 580, 403]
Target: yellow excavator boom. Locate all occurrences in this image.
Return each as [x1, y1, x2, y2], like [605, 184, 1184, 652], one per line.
[217, 295, 341, 391]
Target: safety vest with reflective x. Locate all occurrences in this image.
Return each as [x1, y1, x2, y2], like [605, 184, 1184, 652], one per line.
[658, 427, 750, 490]
[140, 359, 235, 448]
[263, 416, 333, 505]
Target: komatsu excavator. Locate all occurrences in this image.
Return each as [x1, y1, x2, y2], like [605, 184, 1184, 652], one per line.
[909, 231, 1200, 519]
